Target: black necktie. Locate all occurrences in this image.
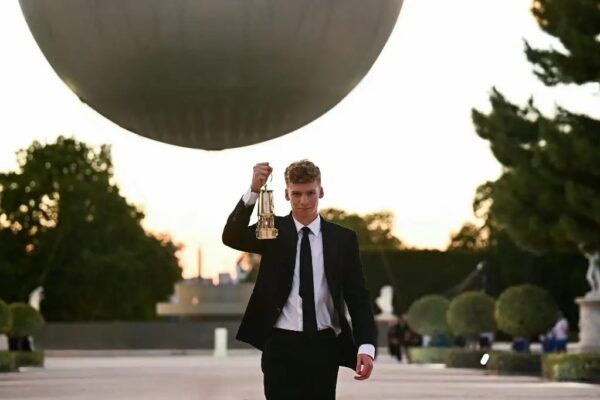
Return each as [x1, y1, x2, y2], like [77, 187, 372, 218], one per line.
[299, 226, 317, 334]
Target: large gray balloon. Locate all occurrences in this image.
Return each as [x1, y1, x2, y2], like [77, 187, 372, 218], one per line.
[19, 0, 404, 150]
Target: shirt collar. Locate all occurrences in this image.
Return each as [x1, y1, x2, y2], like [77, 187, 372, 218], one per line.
[293, 214, 321, 237]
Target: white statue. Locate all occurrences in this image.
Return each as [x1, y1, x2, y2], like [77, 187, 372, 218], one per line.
[584, 250, 600, 297]
[375, 285, 394, 318]
[28, 286, 44, 311]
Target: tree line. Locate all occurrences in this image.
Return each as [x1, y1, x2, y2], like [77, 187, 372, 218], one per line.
[0, 137, 181, 321]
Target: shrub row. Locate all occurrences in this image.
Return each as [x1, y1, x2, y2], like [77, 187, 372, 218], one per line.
[486, 351, 542, 376]
[409, 348, 600, 383]
[542, 353, 600, 382]
[407, 347, 450, 364]
[0, 352, 17, 373]
[0, 351, 45, 372]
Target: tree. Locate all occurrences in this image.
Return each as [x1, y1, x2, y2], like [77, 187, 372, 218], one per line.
[447, 222, 489, 252]
[320, 208, 403, 251]
[526, 0, 600, 86]
[472, 0, 600, 293]
[0, 137, 182, 320]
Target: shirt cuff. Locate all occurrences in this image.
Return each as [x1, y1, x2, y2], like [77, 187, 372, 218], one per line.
[358, 344, 375, 359]
[242, 188, 259, 206]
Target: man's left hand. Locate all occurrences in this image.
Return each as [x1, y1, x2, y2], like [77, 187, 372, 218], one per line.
[354, 354, 374, 380]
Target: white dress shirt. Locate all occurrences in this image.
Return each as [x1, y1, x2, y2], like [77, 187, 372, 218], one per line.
[243, 189, 375, 359]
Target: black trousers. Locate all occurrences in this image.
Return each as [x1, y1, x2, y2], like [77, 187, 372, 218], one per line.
[261, 328, 339, 400]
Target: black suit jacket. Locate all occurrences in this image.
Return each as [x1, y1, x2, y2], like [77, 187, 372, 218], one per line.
[222, 199, 377, 369]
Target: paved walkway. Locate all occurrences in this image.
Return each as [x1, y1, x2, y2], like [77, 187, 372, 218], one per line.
[1, 351, 599, 399]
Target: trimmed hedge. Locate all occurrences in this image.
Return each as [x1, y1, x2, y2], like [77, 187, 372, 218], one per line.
[542, 353, 600, 383]
[14, 351, 45, 368]
[406, 295, 450, 336]
[487, 351, 541, 376]
[407, 347, 450, 364]
[446, 349, 487, 369]
[0, 351, 17, 373]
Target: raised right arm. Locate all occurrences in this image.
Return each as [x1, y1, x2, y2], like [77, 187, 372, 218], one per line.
[222, 162, 273, 254]
[222, 197, 264, 254]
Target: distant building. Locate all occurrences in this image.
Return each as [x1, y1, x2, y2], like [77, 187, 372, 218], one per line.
[157, 250, 255, 320]
[157, 279, 253, 320]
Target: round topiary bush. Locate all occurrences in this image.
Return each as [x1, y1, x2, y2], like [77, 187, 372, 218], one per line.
[8, 303, 44, 340]
[406, 294, 450, 336]
[447, 291, 495, 342]
[495, 284, 557, 340]
[0, 300, 11, 335]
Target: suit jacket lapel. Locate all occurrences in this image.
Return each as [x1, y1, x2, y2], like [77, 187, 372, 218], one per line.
[320, 216, 337, 296]
[280, 212, 298, 283]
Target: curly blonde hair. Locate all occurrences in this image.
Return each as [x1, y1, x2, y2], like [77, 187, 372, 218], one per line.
[284, 159, 321, 185]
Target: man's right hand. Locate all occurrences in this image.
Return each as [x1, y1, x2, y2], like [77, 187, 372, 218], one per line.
[251, 162, 273, 193]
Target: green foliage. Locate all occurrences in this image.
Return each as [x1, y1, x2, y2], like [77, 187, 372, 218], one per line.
[407, 347, 450, 364]
[471, 0, 600, 258]
[446, 349, 487, 369]
[0, 351, 17, 373]
[406, 295, 450, 336]
[542, 353, 600, 382]
[473, 94, 600, 254]
[455, 179, 587, 325]
[320, 208, 403, 251]
[487, 351, 542, 375]
[14, 351, 44, 368]
[527, 0, 600, 86]
[361, 248, 585, 328]
[495, 285, 557, 339]
[447, 291, 495, 341]
[447, 222, 489, 251]
[0, 300, 11, 335]
[0, 137, 182, 320]
[8, 303, 44, 338]
[362, 250, 480, 314]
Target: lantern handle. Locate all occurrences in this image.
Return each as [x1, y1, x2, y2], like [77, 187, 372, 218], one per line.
[262, 172, 273, 190]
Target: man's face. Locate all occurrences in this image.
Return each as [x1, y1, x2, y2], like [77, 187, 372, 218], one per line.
[285, 180, 324, 221]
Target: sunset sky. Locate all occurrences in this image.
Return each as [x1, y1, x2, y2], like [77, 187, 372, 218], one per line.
[1, 0, 594, 281]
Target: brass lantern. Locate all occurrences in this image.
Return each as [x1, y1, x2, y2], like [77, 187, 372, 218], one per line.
[256, 186, 278, 240]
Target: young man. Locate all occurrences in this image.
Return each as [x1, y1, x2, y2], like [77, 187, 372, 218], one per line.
[222, 160, 377, 400]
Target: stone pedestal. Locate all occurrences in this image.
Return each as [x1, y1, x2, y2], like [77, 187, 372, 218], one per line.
[575, 294, 600, 352]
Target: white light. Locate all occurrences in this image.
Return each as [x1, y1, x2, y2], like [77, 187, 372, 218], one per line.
[480, 353, 490, 366]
